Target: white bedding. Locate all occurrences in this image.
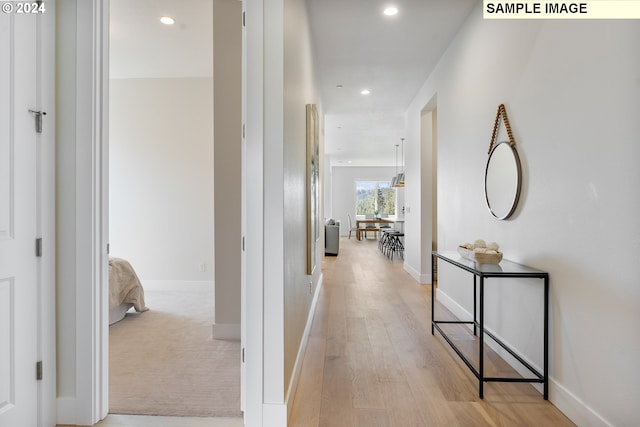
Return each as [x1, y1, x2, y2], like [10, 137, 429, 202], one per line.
[109, 257, 148, 324]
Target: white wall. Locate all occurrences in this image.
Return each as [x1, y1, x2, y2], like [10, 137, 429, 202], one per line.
[109, 77, 214, 281]
[405, 6, 640, 426]
[212, 0, 242, 339]
[282, 0, 322, 404]
[323, 155, 333, 220]
[330, 166, 404, 235]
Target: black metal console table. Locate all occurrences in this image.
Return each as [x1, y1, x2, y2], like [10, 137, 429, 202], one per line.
[431, 251, 549, 399]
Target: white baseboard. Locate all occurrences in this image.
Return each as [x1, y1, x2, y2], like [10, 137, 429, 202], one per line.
[435, 288, 471, 324]
[57, 396, 106, 425]
[550, 377, 612, 427]
[263, 402, 288, 427]
[285, 273, 323, 421]
[212, 323, 241, 340]
[141, 280, 214, 292]
[403, 262, 430, 284]
[56, 397, 76, 425]
[436, 289, 612, 427]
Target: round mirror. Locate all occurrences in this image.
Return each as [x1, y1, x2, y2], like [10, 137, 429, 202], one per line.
[484, 141, 522, 219]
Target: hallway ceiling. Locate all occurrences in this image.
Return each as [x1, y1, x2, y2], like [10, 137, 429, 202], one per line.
[309, 0, 476, 167]
[110, 0, 476, 167]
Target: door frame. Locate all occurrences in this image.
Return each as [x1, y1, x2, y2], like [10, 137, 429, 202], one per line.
[66, 1, 260, 425]
[39, 2, 57, 426]
[79, 0, 111, 423]
[65, 0, 283, 425]
[242, 0, 265, 424]
[55, 0, 110, 425]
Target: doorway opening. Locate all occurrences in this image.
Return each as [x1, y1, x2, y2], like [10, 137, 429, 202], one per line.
[106, 0, 240, 418]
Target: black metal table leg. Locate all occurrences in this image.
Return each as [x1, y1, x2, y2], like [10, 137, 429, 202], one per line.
[431, 253, 435, 335]
[473, 275, 477, 336]
[544, 275, 549, 399]
[479, 276, 484, 399]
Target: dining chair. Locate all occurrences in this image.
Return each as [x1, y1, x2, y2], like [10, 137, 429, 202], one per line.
[347, 213, 358, 239]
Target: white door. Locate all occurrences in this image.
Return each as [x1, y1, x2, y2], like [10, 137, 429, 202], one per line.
[0, 11, 40, 427]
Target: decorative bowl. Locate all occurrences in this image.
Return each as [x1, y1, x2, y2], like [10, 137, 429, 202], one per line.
[474, 251, 503, 264]
[457, 246, 503, 264]
[457, 246, 475, 261]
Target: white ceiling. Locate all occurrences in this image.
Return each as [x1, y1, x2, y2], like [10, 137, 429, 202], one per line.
[308, 0, 475, 167]
[110, 0, 476, 167]
[110, 0, 213, 79]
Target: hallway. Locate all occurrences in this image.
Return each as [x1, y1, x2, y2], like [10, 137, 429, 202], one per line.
[290, 237, 574, 427]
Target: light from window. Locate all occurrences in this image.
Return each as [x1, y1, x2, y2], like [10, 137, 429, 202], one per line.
[355, 181, 396, 216]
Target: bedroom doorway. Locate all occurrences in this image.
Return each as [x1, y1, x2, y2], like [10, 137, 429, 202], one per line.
[106, 0, 240, 418]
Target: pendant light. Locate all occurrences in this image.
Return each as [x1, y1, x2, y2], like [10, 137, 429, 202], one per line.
[391, 143, 399, 186]
[393, 138, 405, 187]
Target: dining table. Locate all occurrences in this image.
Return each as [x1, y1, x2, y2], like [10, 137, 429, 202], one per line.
[355, 218, 394, 240]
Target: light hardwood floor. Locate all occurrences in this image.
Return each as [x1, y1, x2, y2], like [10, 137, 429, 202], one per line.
[57, 237, 574, 427]
[289, 237, 575, 427]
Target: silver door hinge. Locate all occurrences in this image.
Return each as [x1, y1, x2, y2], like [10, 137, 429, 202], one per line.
[36, 361, 43, 380]
[242, 11, 245, 27]
[28, 109, 47, 133]
[242, 123, 245, 139]
[242, 348, 245, 363]
[36, 238, 43, 257]
[242, 236, 245, 252]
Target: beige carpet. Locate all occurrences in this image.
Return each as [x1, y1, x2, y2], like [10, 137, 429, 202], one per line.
[109, 286, 241, 417]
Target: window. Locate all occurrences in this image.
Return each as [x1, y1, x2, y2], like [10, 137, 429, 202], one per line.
[355, 181, 396, 216]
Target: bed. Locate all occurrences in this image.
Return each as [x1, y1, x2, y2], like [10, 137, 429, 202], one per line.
[109, 257, 149, 325]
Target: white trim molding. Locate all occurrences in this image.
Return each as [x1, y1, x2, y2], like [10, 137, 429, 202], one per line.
[243, 0, 266, 425]
[212, 324, 241, 340]
[55, 0, 110, 425]
[285, 275, 323, 420]
[38, 1, 58, 425]
[263, 403, 287, 427]
[404, 261, 430, 284]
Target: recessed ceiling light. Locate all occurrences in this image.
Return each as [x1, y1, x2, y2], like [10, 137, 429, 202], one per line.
[160, 16, 175, 25]
[360, 89, 371, 95]
[383, 6, 398, 16]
